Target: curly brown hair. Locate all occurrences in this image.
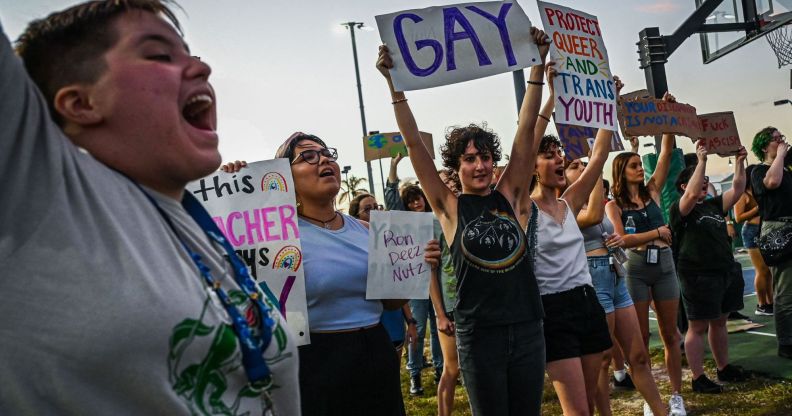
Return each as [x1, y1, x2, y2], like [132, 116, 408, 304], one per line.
[348, 193, 375, 219]
[611, 152, 652, 210]
[440, 123, 502, 193]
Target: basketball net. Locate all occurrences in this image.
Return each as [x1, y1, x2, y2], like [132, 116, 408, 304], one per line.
[766, 22, 792, 68]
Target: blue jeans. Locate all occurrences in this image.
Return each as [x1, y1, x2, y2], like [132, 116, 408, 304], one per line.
[407, 299, 443, 377]
[456, 320, 545, 415]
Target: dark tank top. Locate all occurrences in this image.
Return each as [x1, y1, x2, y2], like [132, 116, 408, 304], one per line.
[450, 190, 543, 328]
[621, 199, 665, 234]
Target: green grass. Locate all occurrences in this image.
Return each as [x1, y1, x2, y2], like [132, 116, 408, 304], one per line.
[400, 348, 792, 415]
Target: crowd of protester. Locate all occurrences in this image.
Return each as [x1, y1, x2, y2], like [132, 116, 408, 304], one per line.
[2, 1, 791, 416]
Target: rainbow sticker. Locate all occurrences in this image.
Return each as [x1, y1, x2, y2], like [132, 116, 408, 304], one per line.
[272, 245, 302, 272]
[261, 172, 288, 192]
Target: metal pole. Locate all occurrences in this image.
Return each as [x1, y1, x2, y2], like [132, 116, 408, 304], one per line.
[512, 70, 526, 115]
[344, 22, 376, 195]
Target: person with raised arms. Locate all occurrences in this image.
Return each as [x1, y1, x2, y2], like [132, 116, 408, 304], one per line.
[537, 70, 666, 416]
[377, 27, 550, 415]
[1, 1, 301, 414]
[606, 102, 685, 415]
[669, 140, 750, 394]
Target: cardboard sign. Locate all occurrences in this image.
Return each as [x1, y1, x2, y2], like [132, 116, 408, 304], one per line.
[375, 1, 541, 91]
[618, 98, 701, 139]
[187, 159, 310, 345]
[555, 120, 624, 160]
[366, 211, 434, 299]
[698, 112, 741, 156]
[539, 2, 617, 131]
[363, 131, 435, 162]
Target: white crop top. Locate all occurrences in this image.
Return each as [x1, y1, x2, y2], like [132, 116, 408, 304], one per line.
[533, 199, 592, 295]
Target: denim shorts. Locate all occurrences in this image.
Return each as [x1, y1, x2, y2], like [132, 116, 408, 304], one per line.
[588, 256, 634, 314]
[742, 222, 760, 249]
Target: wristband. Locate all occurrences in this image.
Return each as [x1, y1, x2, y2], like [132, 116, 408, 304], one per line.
[527, 80, 545, 86]
[538, 114, 551, 122]
[406, 318, 418, 325]
[656, 229, 661, 239]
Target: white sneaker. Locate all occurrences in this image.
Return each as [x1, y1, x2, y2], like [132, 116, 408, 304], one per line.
[643, 401, 654, 416]
[669, 394, 687, 416]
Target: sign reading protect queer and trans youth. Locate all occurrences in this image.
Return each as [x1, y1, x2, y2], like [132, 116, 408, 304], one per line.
[363, 131, 435, 162]
[539, 2, 616, 131]
[555, 121, 624, 160]
[187, 159, 309, 345]
[698, 112, 741, 156]
[375, 1, 541, 91]
[618, 97, 701, 139]
[366, 211, 434, 299]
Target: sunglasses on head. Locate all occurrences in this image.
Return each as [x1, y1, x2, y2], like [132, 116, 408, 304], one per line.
[291, 147, 338, 165]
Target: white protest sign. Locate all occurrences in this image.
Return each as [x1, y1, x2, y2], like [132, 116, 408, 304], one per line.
[366, 211, 435, 299]
[376, 1, 541, 91]
[539, 1, 617, 131]
[187, 159, 310, 345]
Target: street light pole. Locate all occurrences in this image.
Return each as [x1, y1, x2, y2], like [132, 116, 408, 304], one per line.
[341, 22, 375, 195]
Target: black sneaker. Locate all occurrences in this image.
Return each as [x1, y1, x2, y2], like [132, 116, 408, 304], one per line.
[717, 364, 748, 382]
[755, 304, 774, 316]
[409, 374, 424, 396]
[612, 373, 635, 391]
[779, 344, 792, 359]
[692, 374, 723, 394]
[728, 311, 751, 321]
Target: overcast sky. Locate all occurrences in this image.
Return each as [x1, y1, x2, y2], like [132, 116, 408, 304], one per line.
[3, 0, 790, 201]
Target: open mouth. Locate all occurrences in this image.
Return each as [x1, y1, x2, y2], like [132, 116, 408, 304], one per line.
[182, 93, 214, 131]
[319, 168, 335, 178]
[554, 166, 565, 178]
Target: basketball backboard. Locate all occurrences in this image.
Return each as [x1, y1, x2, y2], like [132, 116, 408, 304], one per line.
[698, 0, 792, 63]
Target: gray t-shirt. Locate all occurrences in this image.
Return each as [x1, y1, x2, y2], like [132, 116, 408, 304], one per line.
[0, 22, 299, 415]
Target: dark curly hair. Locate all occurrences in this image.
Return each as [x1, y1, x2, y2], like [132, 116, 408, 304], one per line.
[440, 123, 501, 193]
[400, 184, 432, 212]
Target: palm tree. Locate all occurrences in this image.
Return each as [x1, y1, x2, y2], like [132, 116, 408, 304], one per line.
[338, 175, 368, 204]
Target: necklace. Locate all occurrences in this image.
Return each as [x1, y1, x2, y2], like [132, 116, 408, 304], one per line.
[300, 211, 340, 229]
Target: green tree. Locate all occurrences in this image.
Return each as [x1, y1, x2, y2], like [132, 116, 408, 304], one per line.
[338, 174, 368, 204]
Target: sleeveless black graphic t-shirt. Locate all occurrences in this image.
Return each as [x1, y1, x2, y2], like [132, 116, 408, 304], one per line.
[451, 190, 543, 327]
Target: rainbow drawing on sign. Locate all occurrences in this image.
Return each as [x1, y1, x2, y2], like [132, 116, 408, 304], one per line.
[261, 172, 288, 192]
[272, 245, 302, 272]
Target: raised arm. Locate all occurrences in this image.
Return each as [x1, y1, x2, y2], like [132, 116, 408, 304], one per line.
[564, 129, 613, 215]
[496, 28, 550, 216]
[384, 154, 406, 211]
[647, 94, 678, 197]
[764, 142, 789, 190]
[534, 63, 557, 140]
[575, 176, 605, 228]
[678, 141, 708, 217]
[377, 46, 455, 222]
[721, 146, 748, 213]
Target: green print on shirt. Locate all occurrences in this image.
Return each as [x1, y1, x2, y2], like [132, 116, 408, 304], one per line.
[167, 292, 291, 415]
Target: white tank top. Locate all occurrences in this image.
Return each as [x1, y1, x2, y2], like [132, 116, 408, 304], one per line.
[533, 199, 592, 295]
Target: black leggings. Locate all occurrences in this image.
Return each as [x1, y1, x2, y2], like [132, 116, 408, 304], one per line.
[299, 323, 404, 416]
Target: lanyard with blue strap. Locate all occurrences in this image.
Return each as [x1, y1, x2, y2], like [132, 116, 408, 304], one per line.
[137, 186, 276, 395]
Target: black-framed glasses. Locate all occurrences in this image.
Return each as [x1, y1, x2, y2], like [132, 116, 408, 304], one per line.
[361, 204, 383, 213]
[291, 147, 338, 165]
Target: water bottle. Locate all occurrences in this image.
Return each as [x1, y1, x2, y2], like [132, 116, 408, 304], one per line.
[625, 216, 636, 235]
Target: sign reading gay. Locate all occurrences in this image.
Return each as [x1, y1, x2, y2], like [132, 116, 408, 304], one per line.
[698, 112, 741, 156]
[366, 211, 434, 299]
[539, 2, 616, 131]
[363, 131, 435, 162]
[555, 121, 624, 161]
[187, 159, 310, 345]
[375, 1, 541, 91]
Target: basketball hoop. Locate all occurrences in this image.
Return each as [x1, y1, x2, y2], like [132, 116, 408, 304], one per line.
[766, 21, 792, 68]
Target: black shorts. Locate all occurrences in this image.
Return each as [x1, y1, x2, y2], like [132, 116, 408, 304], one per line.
[541, 285, 612, 362]
[679, 262, 745, 321]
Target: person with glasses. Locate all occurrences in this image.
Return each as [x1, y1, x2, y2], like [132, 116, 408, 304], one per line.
[349, 193, 382, 222]
[1, 1, 301, 414]
[606, 93, 686, 415]
[750, 127, 792, 359]
[377, 28, 550, 415]
[670, 140, 750, 393]
[268, 133, 441, 415]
